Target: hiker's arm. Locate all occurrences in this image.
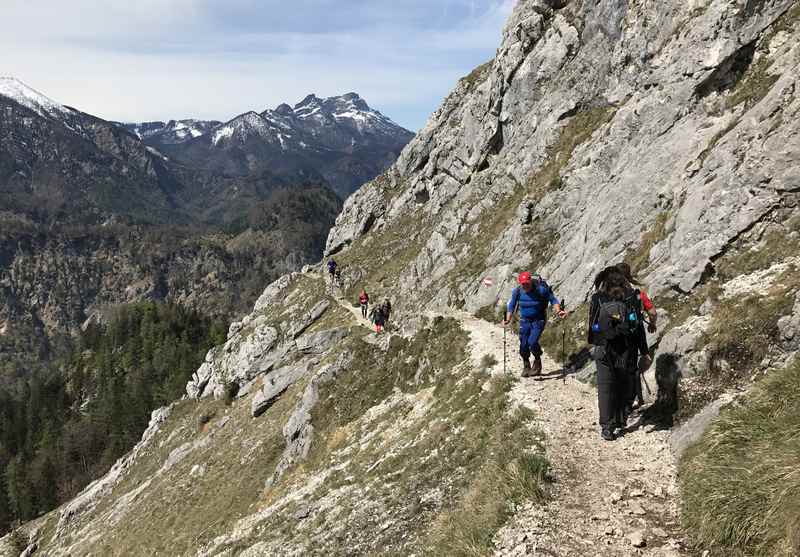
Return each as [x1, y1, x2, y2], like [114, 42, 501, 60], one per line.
[646, 308, 658, 332]
[548, 289, 567, 317]
[640, 291, 658, 332]
[504, 290, 518, 324]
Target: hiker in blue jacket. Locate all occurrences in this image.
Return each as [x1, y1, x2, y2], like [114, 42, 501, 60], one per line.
[503, 272, 566, 377]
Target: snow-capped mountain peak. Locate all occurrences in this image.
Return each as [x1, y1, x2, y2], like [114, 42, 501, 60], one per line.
[0, 77, 74, 120]
[211, 111, 274, 146]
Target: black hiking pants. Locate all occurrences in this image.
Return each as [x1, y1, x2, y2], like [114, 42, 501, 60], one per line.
[361, 303, 368, 319]
[595, 347, 634, 429]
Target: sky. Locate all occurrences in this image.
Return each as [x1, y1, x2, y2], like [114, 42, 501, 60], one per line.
[2, 0, 516, 131]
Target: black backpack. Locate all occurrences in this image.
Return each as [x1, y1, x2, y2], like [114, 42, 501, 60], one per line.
[591, 290, 643, 344]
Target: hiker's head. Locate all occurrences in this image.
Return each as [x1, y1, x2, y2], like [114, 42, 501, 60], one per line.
[518, 272, 534, 291]
[593, 265, 620, 291]
[616, 262, 639, 285]
[603, 270, 628, 300]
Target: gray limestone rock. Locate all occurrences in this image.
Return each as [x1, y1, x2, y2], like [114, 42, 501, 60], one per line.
[268, 353, 352, 485]
[778, 292, 800, 348]
[251, 361, 314, 418]
[295, 327, 350, 354]
[289, 300, 331, 339]
[671, 394, 735, 459]
[323, 0, 799, 322]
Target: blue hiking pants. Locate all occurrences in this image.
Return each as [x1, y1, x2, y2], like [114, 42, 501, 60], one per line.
[519, 319, 546, 359]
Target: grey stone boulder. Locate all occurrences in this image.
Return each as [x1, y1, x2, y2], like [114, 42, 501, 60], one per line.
[657, 316, 711, 378]
[296, 327, 350, 354]
[253, 273, 296, 313]
[671, 393, 735, 459]
[187, 317, 280, 399]
[268, 353, 352, 485]
[251, 361, 314, 418]
[778, 292, 800, 349]
[289, 300, 330, 339]
[325, 181, 387, 256]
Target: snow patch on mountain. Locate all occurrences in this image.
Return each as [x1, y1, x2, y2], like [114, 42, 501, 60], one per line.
[211, 112, 272, 146]
[0, 77, 74, 120]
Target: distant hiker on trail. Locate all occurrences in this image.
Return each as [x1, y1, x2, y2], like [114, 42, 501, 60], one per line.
[381, 299, 392, 324]
[503, 272, 566, 377]
[370, 304, 386, 333]
[359, 288, 370, 319]
[616, 262, 657, 408]
[588, 267, 651, 441]
[327, 259, 338, 283]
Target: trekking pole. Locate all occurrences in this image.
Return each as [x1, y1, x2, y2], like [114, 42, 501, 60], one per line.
[560, 299, 567, 384]
[642, 373, 653, 396]
[503, 322, 507, 376]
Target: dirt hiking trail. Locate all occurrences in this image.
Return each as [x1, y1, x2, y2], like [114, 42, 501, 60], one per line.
[326, 281, 687, 556]
[457, 311, 687, 557]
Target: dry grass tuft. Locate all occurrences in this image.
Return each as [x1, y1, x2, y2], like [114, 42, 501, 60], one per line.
[681, 358, 800, 556]
[424, 397, 548, 557]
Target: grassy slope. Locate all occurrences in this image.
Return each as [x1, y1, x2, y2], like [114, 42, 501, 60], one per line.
[25, 272, 548, 556]
[680, 357, 800, 556]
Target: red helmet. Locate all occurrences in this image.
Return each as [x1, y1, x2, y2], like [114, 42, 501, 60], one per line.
[518, 272, 532, 285]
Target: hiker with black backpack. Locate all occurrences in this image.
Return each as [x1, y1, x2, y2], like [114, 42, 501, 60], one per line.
[381, 299, 392, 327]
[616, 262, 657, 408]
[588, 266, 652, 441]
[503, 272, 567, 377]
[370, 304, 386, 334]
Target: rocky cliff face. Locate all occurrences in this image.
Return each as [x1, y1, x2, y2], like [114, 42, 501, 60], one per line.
[5, 1, 800, 555]
[327, 0, 800, 393]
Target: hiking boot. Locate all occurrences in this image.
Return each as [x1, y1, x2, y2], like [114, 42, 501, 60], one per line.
[521, 358, 533, 377]
[532, 356, 542, 376]
[601, 427, 615, 441]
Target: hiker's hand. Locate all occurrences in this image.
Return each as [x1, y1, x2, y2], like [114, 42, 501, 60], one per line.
[556, 309, 568, 319]
[648, 322, 657, 333]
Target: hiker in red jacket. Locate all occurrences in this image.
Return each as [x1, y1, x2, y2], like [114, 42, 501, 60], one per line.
[358, 289, 369, 319]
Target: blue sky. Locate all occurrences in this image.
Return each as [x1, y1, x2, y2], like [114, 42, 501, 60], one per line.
[3, 0, 515, 130]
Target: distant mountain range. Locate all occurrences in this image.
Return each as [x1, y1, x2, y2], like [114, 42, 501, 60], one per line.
[0, 77, 412, 375]
[119, 92, 413, 199]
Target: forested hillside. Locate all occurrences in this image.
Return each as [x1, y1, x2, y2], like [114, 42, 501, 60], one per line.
[0, 302, 226, 533]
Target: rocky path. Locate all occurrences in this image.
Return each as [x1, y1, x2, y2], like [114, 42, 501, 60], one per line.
[453, 312, 688, 557]
[324, 288, 688, 556]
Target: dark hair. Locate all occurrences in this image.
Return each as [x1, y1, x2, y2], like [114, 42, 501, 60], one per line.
[593, 265, 618, 291]
[616, 262, 639, 285]
[605, 271, 628, 300]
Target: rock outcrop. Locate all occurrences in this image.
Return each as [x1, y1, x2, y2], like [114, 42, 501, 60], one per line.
[328, 0, 799, 315]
